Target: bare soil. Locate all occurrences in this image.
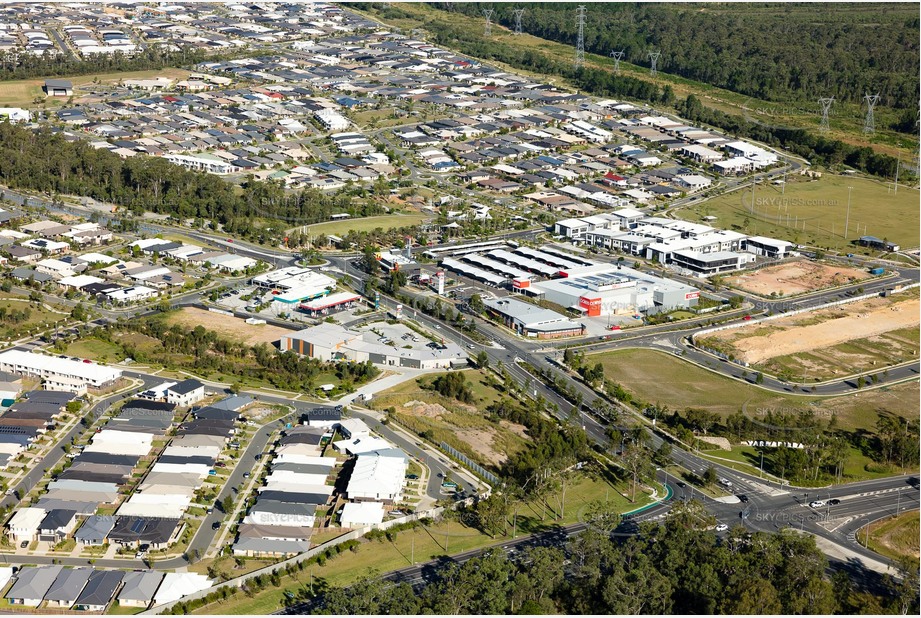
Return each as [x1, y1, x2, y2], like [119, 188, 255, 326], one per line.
[165, 307, 291, 346]
[710, 296, 920, 364]
[726, 261, 872, 296]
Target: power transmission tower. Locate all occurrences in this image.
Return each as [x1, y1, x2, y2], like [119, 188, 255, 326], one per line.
[483, 8, 494, 37]
[513, 8, 525, 35]
[818, 97, 834, 131]
[610, 50, 624, 73]
[863, 93, 879, 134]
[647, 50, 660, 77]
[574, 5, 586, 68]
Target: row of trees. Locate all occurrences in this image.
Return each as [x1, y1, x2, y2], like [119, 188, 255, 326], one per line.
[0, 124, 384, 243]
[656, 404, 919, 482]
[313, 502, 919, 615]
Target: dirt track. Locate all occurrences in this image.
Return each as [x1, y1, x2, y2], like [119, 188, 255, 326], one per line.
[718, 297, 920, 364]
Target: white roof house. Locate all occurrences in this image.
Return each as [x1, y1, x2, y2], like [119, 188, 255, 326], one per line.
[346, 453, 407, 503]
[7, 507, 47, 541]
[332, 435, 392, 455]
[0, 350, 122, 388]
[340, 501, 385, 527]
[152, 573, 212, 606]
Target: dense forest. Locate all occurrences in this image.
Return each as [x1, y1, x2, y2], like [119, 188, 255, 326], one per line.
[0, 123, 385, 240]
[436, 2, 920, 113]
[309, 502, 919, 614]
[354, 2, 908, 179]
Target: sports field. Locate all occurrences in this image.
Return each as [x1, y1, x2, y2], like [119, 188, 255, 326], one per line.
[676, 174, 920, 252]
[302, 213, 429, 238]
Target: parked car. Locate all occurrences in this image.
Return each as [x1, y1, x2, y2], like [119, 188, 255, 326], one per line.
[243, 472, 251, 479]
[406, 474, 419, 480]
[715, 523, 729, 532]
[20, 540, 28, 549]
[212, 522, 221, 530]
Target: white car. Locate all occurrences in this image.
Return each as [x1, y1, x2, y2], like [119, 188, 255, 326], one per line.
[715, 523, 729, 532]
[809, 500, 826, 508]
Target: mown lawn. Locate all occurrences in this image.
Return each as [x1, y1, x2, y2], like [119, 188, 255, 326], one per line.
[303, 213, 429, 237]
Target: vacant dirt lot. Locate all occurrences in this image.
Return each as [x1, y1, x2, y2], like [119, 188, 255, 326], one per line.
[726, 261, 872, 296]
[165, 307, 291, 346]
[709, 295, 920, 364]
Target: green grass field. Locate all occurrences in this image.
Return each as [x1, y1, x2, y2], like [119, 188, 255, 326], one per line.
[303, 213, 429, 238]
[591, 348, 918, 432]
[0, 296, 69, 341]
[676, 174, 920, 252]
[64, 338, 125, 362]
[0, 68, 190, 108]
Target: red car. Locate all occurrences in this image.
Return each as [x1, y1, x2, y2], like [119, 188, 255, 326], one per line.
[226, 238, 234, 243]
[607, 325, 621, 331]
[82, 359, 92, 363]
[743, 315, 752, 321]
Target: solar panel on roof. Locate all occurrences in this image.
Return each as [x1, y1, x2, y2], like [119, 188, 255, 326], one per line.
[131, 519, 145, 533]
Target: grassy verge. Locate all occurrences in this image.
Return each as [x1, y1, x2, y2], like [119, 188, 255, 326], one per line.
[863, 511, 920, 562]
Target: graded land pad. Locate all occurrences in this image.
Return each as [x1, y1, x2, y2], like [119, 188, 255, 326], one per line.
[702, 293, 920, 366]
[724, 260, 873, 296]
[164, 307, 291, 346]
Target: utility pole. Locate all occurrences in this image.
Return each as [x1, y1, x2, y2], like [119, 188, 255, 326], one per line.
[574, 5, 586, 68]
[863, 93, 879, 134]
[845, 186, 853, 239]
[513, 8, 524, 35]
[482, 9, 493, 37]
[610, 50, 624, 73]
[818, 97, 834, 131]
[648, 50, 660, 77]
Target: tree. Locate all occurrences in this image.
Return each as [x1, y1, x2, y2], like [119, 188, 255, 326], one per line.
[475, 493, 509, 538]
[360, 246, 380, 277]
[621, 440, 652, 502]
[468, 293, 484, 314]
[653, 441, 672, 467]
[222, 495, 233, 514]
[474, 351, 489, 369]
[703, 466, 718, 486]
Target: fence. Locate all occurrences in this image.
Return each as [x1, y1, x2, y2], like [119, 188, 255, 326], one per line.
[143, 507, 443, 615]
[439, 442, 500, 485]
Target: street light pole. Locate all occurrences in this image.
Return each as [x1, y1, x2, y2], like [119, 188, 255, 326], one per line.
[758, 451, 764, 479]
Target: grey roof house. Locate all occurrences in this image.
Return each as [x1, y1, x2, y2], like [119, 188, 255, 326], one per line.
[44, 567, 93, 608]
[75, 515, 116, 546]
[74, 570, 124, 611]
[116, 571, 165, 608]
[5, 565, 64, 606]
